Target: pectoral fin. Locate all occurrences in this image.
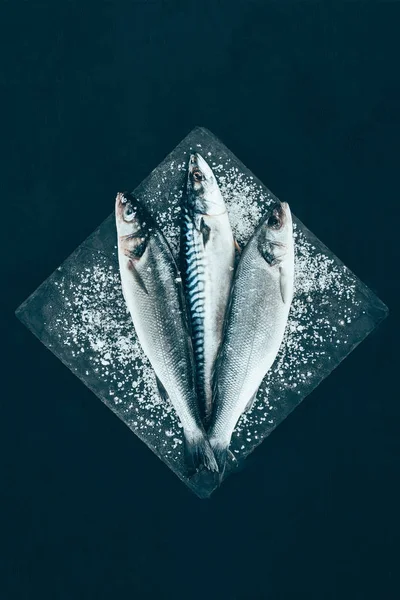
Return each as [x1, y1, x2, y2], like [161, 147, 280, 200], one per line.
[234, 238, 242, 253]
[128, 260, 149, 295]
[228, 449, 237, 463]
[200, 219, 211, 247]
[194, 213, 203, 231]
[264, 249, 278, 266]
[155, 376, 169, 404]
[244, 390, 258, 414]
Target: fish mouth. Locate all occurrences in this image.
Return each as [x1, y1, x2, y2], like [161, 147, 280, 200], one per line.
[115, 191, 132, 211]
[116, 191, 134, 204]
[188, 152, 212, 182]
[115, 191, 127, 218]
[116, 191, 127, 203]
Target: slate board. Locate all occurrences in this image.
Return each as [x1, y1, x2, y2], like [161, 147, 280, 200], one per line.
[15, 127, 388, 498]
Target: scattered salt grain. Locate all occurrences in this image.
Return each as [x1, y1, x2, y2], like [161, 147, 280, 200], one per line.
[49, 150, 362, 463]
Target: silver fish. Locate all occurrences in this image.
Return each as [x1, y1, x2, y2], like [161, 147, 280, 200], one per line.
[182, 153, 235, 424]
[115, 192, 218, 474]
[208, 201, 295, 475]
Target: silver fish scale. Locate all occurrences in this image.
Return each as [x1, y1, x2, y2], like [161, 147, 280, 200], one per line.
[211, 242, 287, 441]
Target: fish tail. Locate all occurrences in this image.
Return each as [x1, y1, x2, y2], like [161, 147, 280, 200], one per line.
[209, 439, 230, 483]
[184, 430, 219, 475]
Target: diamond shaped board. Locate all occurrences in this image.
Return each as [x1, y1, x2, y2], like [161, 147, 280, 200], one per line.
[16, 127, 388, 498]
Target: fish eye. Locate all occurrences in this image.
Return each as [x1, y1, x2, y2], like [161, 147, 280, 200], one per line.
[124, 204, 135, 221]
[268, 213, 281, 230]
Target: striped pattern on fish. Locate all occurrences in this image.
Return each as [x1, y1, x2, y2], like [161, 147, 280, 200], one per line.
[182, 206, 208, 416]
[182, 153, 235, 423]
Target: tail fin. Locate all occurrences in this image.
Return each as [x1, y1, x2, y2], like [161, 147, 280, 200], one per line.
[213, 446, 229, 482]
[209, 440, 237, 483]
[209, 439, 238, 484]
[184, 431, 219, 475]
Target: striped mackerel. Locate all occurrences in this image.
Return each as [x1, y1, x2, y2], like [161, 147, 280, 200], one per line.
[182, 153, 235, 423]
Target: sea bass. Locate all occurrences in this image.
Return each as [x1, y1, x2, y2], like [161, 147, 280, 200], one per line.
[182, 153, 235, 423]
[115, 192, 218, 474]
[208, 201, 295, 475]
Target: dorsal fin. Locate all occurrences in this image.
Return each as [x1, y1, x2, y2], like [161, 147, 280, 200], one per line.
[234, 238, 241, 254]
[200, 218, 211, 247]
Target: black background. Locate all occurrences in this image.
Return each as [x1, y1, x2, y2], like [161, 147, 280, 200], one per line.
[2, 1, 399, 599]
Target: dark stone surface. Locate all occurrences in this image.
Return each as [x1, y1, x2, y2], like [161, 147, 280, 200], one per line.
[16, 127, 388, 498]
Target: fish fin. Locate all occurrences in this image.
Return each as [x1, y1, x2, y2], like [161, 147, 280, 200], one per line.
[155, 376, 169, 404]
[127, 260, 149, 295]
[194, 212, 203, 231]
[264, 250, 279, 266]
[234, 238, 242, 253]
[279, 266, 291, 304]
[209, 441, 231, 484]
[200, 218, 211, 247]
[228, 449, 237, 464]
[184, 431, 219, 475]
[244, 390, 258, 414]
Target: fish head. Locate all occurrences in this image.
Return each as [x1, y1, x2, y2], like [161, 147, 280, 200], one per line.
[186, 153, 225, 216]
[258, 201, 293, 263]
[115, 192, 152, 260]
